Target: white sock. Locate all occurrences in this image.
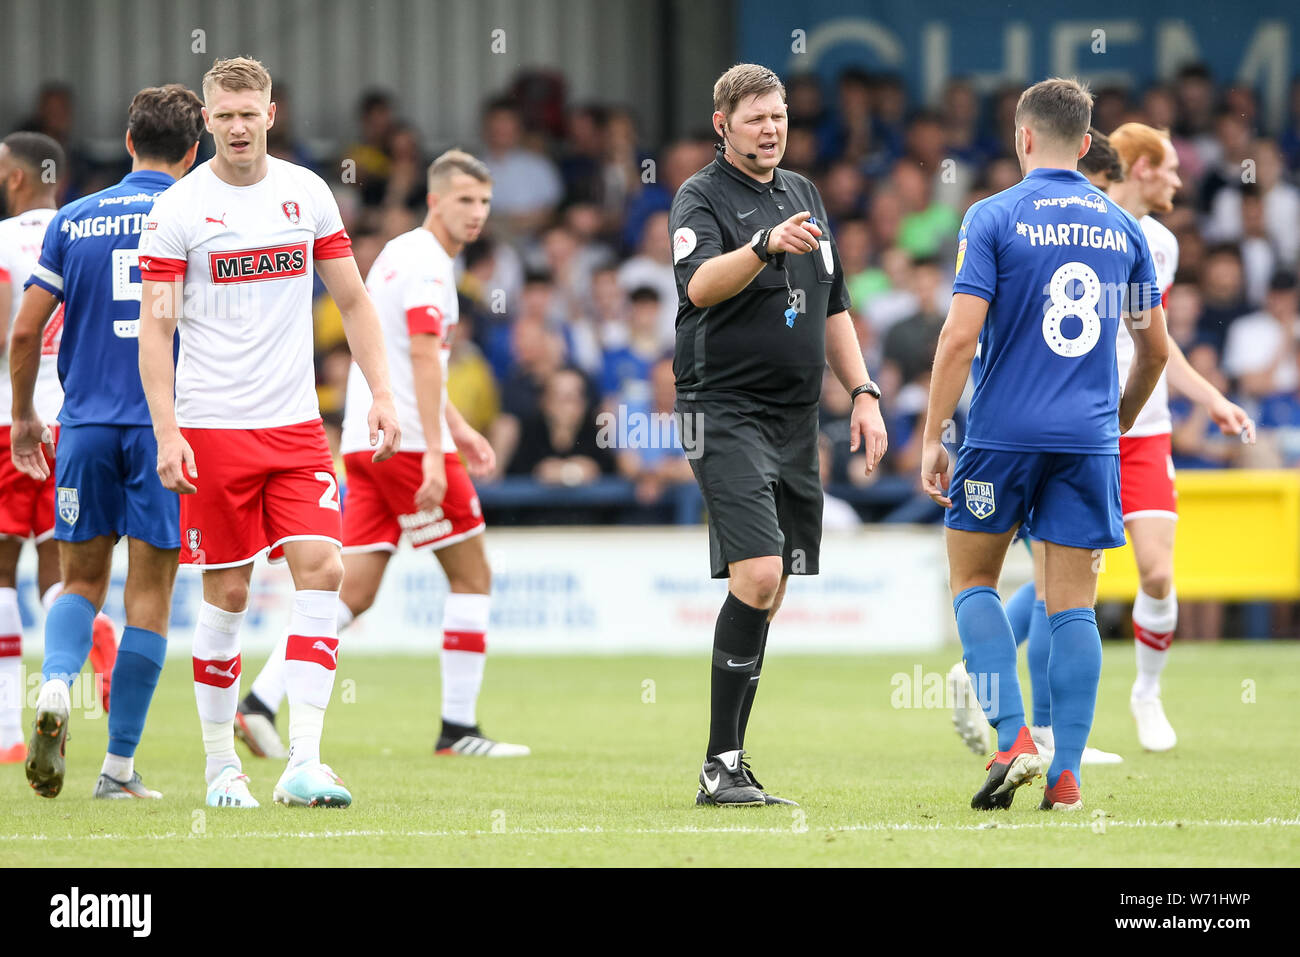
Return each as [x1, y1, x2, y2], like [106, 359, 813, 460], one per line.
[1133, 588, 1177, 700]
[441, 593, 489, 728]
[101, 752, 133, 781]
[1031, 725, 1055, 751]
[250, 633, 288, 715]
[338, 603, 355, 632]
[36, 678, 70, 713]
[284, 590, 340, 768]
[193, 601, 245, 784]
[41, 582, 63, 612]
[0, 588, 22, 746]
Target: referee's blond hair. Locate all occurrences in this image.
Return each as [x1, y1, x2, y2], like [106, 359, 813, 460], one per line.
[713, 63, 785, 120]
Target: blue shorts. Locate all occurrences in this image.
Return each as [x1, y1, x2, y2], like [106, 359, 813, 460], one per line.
[943, 445, 1125, 550]
[54, 424, 180, 549]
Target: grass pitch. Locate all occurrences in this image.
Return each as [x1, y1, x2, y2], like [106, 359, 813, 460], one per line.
[1, 642, 1296, 867]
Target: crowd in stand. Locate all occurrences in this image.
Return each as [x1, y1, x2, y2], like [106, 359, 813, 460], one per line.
[10, 66, 1300, 544]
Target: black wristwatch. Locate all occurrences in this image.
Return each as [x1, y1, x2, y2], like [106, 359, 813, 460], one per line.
[851, 381, 881, 402]
[750, 228, 774, 264]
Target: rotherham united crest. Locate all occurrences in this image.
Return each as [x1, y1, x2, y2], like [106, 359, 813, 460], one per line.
[186, 527, 202, 551]
[281, 201, 301, 224]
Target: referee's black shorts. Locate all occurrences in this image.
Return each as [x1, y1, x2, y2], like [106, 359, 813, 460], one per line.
[676, 397, 823, 580]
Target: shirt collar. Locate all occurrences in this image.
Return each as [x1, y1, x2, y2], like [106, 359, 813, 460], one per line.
[1025, 167, 1090, 185]
[713, 152, 786, 192]
[121, 169, 177, 189]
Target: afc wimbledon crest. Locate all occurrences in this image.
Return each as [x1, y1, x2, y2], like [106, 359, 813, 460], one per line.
[57, 487, 79, 526]
[964, 479, 995, 520]
[282, 200, 301, 223]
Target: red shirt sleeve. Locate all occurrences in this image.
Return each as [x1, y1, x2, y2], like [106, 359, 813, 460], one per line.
[406, 304, 443, 337]
[139, 256, 187, 282]
[314, 228, 353, 260]
[0, 267, 11, 283]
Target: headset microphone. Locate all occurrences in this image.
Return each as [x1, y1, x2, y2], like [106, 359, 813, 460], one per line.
[717, 124, 758, 161]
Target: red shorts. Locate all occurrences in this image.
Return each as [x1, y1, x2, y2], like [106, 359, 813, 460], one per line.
[180, 420, 342, 568]
[0, 427, 57, 542]
[341, 450, 485, 553]
[1119, 432, 1177, 521]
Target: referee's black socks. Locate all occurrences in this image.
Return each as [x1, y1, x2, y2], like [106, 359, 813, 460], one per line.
[707, 593, 769, 755]
[737, 620, 770, 748]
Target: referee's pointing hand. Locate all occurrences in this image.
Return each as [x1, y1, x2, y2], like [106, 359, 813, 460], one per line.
[767, 211, 822, 255]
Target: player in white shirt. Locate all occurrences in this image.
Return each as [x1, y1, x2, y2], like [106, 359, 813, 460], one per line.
[1106, 123, 1253, 752]
[238, 150, 529, 759]
[0, 133, 117, 760]
[137, 58, 399, 809]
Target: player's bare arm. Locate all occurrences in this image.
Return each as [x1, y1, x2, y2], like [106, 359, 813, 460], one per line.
[1118, 303, 1170, 434]
[920, 292, 989, 507]
[1164, 335, 1255, 442]
[444, 399, 495, 477]
[409, 330, 447, 510]
[138, 277, 197, 494]
[8, 284, 59, 480]
[317, 255, 400, 462]
[825, 309, 887, 473]
[686, 210, 822, 308]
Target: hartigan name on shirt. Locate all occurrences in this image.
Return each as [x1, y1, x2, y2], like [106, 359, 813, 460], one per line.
[1015, 221, 1129, 252]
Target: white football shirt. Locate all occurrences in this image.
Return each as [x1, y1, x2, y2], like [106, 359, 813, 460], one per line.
[139, 157, 352, 429]
[0, 209, 63, 426]
[341, 227, 458, 455]
[1115, 215, 1178, 438]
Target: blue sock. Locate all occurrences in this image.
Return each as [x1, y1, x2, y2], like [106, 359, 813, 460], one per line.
[107, 627, 167, 758]
[1027, 600, 1052, 727]
[1004, 582, 1036, 647]
[1046, 607, 1102, 787]
[41, 593, 97, 687]
[954, 586, 1025, 751]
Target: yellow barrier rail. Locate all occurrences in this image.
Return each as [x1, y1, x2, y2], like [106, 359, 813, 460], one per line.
[1096, 469, 1300, 601]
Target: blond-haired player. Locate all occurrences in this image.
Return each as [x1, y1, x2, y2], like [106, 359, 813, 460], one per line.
[138, 57, 400, 808]
[238, 150, 528, 759]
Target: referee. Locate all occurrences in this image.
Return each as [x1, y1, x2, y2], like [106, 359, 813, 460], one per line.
[671, 64, 888, 807]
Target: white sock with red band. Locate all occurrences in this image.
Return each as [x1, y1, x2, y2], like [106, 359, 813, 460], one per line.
[0, 588, 23, 748]
[441, 593, 489, 728]
[284, 589, 340, 768]
[1132, 588, 1177, 700]
[193, 601, 245, 784]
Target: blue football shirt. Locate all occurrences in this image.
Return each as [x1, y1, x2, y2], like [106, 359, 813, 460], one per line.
[953, 167, 1161, 453]
[26, 170, 177, 427]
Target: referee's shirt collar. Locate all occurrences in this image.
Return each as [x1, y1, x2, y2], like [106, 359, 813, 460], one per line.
[713, 152, 787, 192]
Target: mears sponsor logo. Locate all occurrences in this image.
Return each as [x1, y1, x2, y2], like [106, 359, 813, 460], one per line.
[209, 242, 308, 283]
[49, 886, 151, 937]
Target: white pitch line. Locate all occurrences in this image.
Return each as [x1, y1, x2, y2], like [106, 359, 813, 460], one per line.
[0, 817, 1296, 842]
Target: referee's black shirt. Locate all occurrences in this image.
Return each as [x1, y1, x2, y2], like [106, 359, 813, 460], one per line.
[670, 153, 850, 408]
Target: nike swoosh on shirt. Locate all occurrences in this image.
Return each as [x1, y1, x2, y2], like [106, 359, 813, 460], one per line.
[737, 208, 758, 219]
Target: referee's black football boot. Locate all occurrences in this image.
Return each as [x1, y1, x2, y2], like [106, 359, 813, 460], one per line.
[695, 749, 766, 807]
[736, 753, 799, 806]
[971, 725, 1043, 810]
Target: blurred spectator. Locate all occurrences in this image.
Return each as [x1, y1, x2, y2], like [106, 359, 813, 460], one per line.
[381, 123, 428, 214]
[266, 83, 317, 171]
[12, 82, 92, 200]
[1237, 187, 1278, 305]
[446, 306, 501, 437]
[507, 367, 615, 482]
[1092, 86, 1129, 138]
[560, 103, 608, 205]
[616, 209, 677, 348]
[590, 264, 630, 348]
[488, 308, 566, 477]
[821, 159, 867, 226]
[1280, 77, 1300, 171]
[340, 89, 396, 208]
[1222, 270, 1300, 396]
[601, 107, 649, 230]
[481, 98, 564, 235]
[906, 108, 972, 209]
[892, 160, 959, 260]
[615, 357, 695, 506]
[600, 286, 663, 406]
[882, 258, 947, 384]
[622, 139, 709, 254]
[859, 246, 919, 335]
[782, 123, 820, 177]
[1197, 244, 1251, 351]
